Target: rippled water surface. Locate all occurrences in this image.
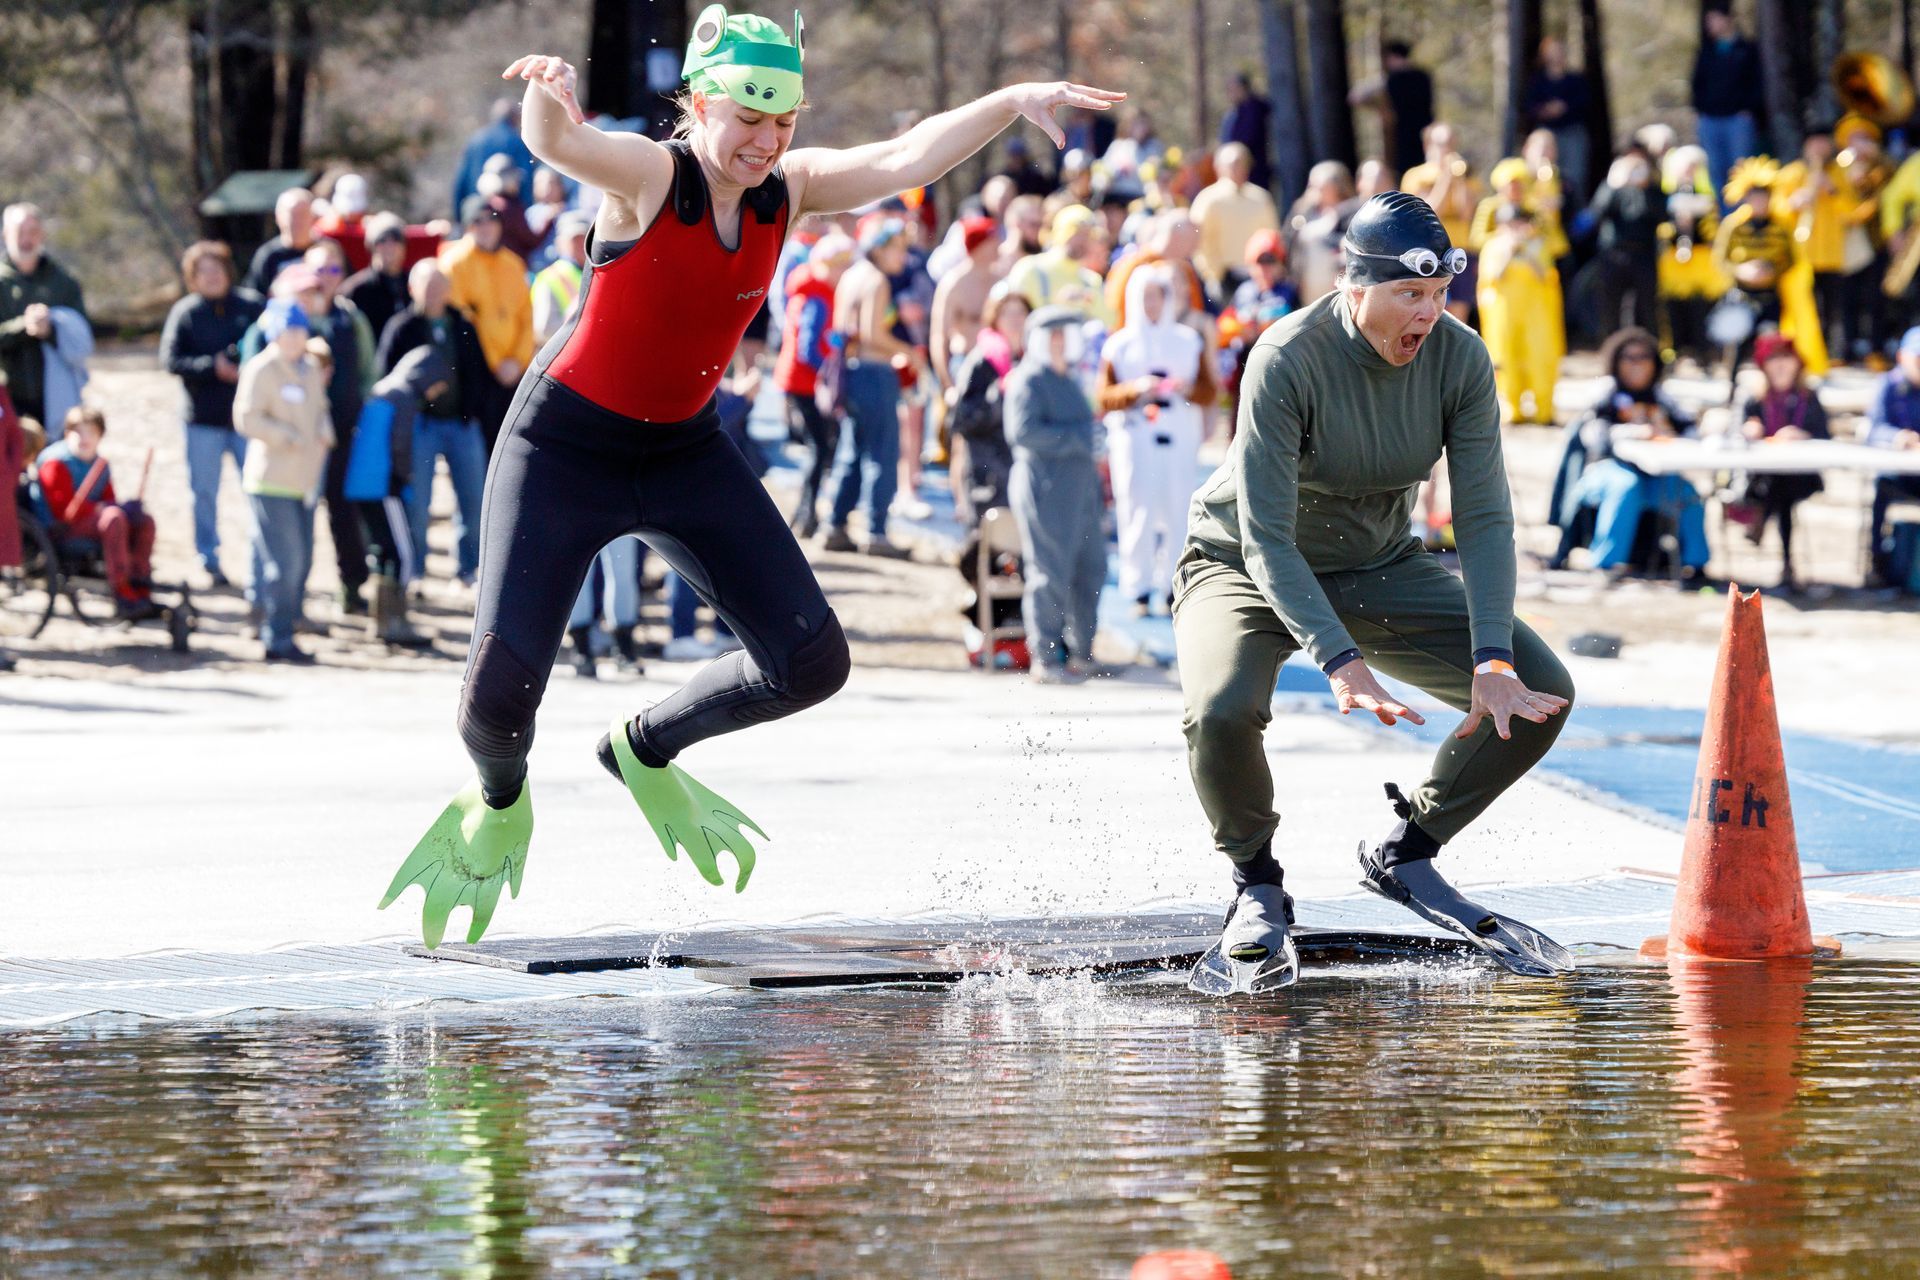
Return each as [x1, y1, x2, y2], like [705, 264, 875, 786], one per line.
[5, 959, 1920, 1278]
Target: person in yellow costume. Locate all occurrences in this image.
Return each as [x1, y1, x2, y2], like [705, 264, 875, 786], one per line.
[1782, 116, 1890, 363]
[1402, 122, 1482, 320]
[1657, 145, 1728, 358]
[1476, 203, 1564, 424]
[1881, 143, 1920, 334]
[1471, 156, 1569, 260]
[1713, 157, 1828, 374]
[1520, 130, 1571, 259]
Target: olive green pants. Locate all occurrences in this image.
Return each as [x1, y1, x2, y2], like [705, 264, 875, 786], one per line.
[1172, 550, 1575, 864]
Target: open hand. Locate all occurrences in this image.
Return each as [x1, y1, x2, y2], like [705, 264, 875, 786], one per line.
[1330, 658, 1426, 728]
[1454, 671, 1569, 741]
[999, 82, 1127, 148]
[502, 54, 586, 126]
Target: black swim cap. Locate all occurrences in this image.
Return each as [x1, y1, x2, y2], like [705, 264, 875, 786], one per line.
[1342, 192, 1460, 286]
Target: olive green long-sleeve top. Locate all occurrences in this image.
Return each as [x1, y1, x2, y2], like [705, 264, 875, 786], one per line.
[1185, 290, 1516, 667]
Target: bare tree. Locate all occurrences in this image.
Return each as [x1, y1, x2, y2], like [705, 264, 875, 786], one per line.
[1575, 0, 1612, 195]
[1, 1, 193, 260]
[1191, 0, 1210, 155]
[1256, 0, 1311, 208]
[1303, 0, 1355, 168]
[1501, 0, 1542, 157]
[1899, 0, 1916, 85]
[1754, 0, 1801, 159]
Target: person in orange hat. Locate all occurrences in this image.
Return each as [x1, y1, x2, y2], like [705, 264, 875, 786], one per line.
[1221, 228, 1297, 419]
[1732, 333, 1828, 592]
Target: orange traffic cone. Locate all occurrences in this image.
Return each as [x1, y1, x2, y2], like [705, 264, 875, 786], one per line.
[1642, 588, 1837, 960]
[1132, 1251, 1232, 1280]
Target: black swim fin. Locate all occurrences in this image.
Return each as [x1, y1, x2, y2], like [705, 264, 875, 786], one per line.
[1357, 843, 1576, 977]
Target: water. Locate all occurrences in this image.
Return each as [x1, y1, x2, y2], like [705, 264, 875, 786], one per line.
[6, 959, 1920, 1278]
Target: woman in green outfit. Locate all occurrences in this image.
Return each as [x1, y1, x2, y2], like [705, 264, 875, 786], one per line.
[1176, 192, 1576, 994]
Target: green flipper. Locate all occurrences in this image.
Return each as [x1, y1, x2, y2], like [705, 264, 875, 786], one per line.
[379, 779, 532, 948]
[607, 716, 765, 892]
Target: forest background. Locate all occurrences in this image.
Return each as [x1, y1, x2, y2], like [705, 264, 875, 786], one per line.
[1, 0, 1911, 326]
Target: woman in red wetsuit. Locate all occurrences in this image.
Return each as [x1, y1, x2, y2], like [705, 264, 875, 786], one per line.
[381, 5, 1123, 949]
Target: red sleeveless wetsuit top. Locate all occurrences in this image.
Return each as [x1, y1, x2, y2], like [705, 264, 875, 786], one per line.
[542, 142, 790, 423]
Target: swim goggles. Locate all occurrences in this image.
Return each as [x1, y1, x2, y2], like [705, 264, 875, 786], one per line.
[1343, 245, 1468, 277]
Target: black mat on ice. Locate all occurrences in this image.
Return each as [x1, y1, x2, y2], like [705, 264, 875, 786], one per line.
[404, 913, 1478, 988]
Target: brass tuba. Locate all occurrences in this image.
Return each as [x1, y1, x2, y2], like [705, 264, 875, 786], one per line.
[1833, 53, 1920, 297]
[1833, 52, 1915, 127]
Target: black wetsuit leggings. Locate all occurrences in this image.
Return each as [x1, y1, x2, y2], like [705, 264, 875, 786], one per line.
[458, 375, 851, 799]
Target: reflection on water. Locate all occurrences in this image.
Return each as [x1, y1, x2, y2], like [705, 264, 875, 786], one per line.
[5, 961, 1920, 1278]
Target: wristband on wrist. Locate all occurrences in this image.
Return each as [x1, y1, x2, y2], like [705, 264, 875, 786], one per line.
[1474, 659, 1519, 679]
[1322, 648, 1363, 676]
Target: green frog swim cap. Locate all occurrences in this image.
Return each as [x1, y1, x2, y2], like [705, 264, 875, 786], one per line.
[683, 5, 805, 115]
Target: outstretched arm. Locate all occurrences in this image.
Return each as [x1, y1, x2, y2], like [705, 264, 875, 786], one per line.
[503, 55, 671, 207]
[786, 81, 1124, 218]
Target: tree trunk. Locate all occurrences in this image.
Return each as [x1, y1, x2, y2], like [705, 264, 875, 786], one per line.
[1303, 0, 1355, 170]
[1576, 0, 1612, 201]
[586, 0, 690, 129]
[1056, 0, 1073, 83]
[969, 0, 1016, 195]
[188, 3, 218, 193]
[1192, 0, 1210, 155]
[218, 0, 280, 173]
[1808, 0, 1843, 130]
[923, 0, 954, 227]
[1754, 0, 1801, 159]
[276, 0, 313, 170]
[1502, 0, 1543, 158]
[1257, 0, 1310, 209]
[1898, 0, 1916, 86]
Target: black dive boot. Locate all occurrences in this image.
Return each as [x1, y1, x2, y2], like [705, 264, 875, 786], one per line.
[1357, 785, 1576, 977]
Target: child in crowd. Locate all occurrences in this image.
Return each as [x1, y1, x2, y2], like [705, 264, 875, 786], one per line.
[343, 343, 449, 648]
[1732, 333, 1827, 593]
[234, 299, 333, 662]
[34, 405, 160, 620]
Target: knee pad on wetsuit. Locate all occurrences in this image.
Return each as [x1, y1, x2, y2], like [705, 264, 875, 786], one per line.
[731, 610, 851, 727]
[458, 632, 547, 762]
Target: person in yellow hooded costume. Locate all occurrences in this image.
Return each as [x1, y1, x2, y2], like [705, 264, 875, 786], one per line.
[1476, 203, 1564, 423]
[1471, 155, 1569, 260]
[1782, 115, 1892, 364]
[1713, 157, 1829, 374]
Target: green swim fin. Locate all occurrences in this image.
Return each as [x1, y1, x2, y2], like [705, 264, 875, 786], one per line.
[379, 779, 532, 948]
[604, 717, 764, 892]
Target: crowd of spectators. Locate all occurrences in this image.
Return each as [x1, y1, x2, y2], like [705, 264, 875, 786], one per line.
[6, 0, 1920, 678]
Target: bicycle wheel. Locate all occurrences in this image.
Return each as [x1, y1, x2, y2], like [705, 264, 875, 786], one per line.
[0, 515, 59, 639]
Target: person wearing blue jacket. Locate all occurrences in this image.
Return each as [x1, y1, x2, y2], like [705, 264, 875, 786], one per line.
[343, 345, 450, 647]
[1868, 327, 1920, 586]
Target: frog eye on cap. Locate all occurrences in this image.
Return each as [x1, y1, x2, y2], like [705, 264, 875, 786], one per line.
[691, 3, 728, 56]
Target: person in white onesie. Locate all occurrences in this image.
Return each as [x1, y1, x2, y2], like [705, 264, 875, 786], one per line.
[1095, 263, 1206, 614]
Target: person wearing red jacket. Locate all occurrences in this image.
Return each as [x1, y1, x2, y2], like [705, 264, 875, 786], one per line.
[774, 231, 855, 537]
[35, 405, 158, 619]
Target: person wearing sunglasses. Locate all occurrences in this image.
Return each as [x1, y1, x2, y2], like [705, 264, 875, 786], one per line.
[1176, 191, 1576, 994]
